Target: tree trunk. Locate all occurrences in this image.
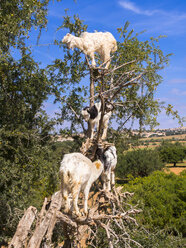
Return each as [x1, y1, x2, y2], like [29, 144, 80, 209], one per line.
[27, 191, 62, 248]
[8, 206, 37, 248]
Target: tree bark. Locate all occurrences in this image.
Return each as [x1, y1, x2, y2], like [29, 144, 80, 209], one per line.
[8, 206, 37, 248]
[27, 191, 62, 248]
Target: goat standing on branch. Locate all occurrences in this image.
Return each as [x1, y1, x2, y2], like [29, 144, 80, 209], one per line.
[59, 146, 117, 216]
[101, 146, 117, 191]
[59, 151, 104, 216]
[62, 31, 117, 69]
[81, 101, 113, 140]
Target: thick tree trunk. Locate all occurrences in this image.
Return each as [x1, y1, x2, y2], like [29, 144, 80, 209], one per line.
[8, 206, 37, 248]
[27, 191, 62, 248]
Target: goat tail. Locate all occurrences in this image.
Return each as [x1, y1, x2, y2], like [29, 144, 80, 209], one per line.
[60, 169, 71, 187]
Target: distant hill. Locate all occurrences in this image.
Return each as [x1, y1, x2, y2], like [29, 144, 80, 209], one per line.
[132, 126, 186, 138]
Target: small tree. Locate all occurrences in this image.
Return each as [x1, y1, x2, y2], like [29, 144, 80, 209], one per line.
[158, 141, 186, 167]
[116, 148, 164, 178]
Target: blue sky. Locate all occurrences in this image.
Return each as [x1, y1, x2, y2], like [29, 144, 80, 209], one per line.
[29, 0, 186, 129]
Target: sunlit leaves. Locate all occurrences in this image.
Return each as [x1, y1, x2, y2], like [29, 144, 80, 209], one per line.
[0, 0, 49, 52]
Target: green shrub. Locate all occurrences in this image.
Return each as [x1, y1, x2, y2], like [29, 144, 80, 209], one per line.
[116, 148, 164, 178]
[131, 227, 185, 248]
[123, 171, 186, 237]
[0, 137, 81, 244]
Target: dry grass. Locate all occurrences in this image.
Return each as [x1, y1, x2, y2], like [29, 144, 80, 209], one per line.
[141, 134, 186, 142]
[164, 160, 186, 175]
[136, 134, 186, 150]
[164, 167, 186, 175]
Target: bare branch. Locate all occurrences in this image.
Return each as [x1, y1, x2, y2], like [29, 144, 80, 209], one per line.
[111, 72, 144, 100]
[67, 103, 86, 133]
[110, 59, 137, 73]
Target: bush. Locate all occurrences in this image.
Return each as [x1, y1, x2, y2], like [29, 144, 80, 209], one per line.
[123, 171, 186, 237]
[131, 227, 185, 248]
[158, 141, 186, 166]
[116, 148, 164, 179]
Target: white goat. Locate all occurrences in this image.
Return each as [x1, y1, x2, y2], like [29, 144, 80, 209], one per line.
[81, 102, 112, 140]
[59, 146, 117, 216]
[62, 31, 117, 69]
[101, 146, 117, 191]
[59, 152, 104, 216]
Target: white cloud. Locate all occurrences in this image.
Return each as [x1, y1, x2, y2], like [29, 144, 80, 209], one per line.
[125, 2, 186, 36]
[118, 0, 186, 21]
[171, 88, 186, 96]
[168, 78, 186, 84]
[118, 1, 158, 16]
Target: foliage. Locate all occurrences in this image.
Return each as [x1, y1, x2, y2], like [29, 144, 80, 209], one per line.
[0, 48, 56, 245]
[0, 0, 56, 244]
[130, 227, 185, 248]
[49, 139, 82, 159]
[0, 136, 52, 243]
[158, 141, 186, 166]
[0, 52, 51, 130]
[116, 148, 164, 178]
[123, 171, 186, 237]
[47, 13, 88, 133]
[0, 138, 80, 244]
[0, 0, 49, 52]
[47, 14, 178, 135]
[0, 0, 184, 246]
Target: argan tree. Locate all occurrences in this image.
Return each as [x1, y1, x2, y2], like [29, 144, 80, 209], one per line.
[48, 14, 181, 141]
[1, 1, 183, 247]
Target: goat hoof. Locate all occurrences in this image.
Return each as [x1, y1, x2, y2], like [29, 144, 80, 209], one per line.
[72, 211, 81, 217]
[63, 208, 69, 214]
[83, 211, 88, 216]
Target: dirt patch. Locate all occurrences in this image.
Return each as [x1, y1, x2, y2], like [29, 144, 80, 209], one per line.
[164, 167, 186, 175]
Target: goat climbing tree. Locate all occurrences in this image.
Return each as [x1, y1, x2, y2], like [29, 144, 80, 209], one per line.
[9, 14, 174, 247]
